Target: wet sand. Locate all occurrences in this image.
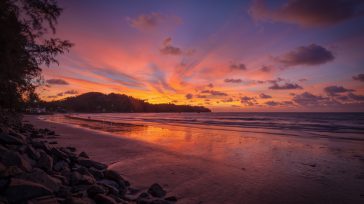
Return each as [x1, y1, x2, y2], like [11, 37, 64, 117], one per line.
[25, 115, 364, 204]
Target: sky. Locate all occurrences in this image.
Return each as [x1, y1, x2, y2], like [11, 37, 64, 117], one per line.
[39, 0, 364, 112]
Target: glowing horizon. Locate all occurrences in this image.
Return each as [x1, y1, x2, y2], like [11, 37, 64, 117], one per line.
[38, 0, 364, 112]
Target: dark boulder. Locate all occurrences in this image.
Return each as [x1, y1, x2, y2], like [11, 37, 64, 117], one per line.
[26, 145, 41, 160]
[148, 183, 166, 198]
[37, 152, 53, 172]
[5, 178, 53, 203]
[87, 184, 106, 197]
[1, 150, 32, 172]
[88, 167, 104, 179]
[77, 158, 107, 170]
[28, 195, 59, 204]
[53, 160, 69, 172]
[0, 132, 25, 145]
[79, 151, 89, 158]
[16, 168, 62, 192]
[93, 194, 117, 204]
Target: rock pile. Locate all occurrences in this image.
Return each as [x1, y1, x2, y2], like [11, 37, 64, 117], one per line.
[0, 118, 177, 203]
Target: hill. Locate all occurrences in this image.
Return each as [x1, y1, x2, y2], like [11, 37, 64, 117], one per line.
[44, 92, 211, 113]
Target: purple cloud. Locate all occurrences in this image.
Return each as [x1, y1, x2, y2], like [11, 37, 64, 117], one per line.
[250, 0, 364, 26]
[275, 44, 334, 67]
[46, 79, 69, 85]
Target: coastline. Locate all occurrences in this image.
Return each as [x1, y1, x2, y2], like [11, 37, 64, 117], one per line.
[0, 114, 176, 203]
[25, 114, 364, 204]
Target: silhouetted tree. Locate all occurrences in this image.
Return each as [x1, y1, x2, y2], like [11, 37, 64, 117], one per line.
[0, 0, 72, 110]
[44, 92, 211, 113]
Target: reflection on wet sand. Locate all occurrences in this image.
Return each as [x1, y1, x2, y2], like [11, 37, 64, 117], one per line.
[43, 114, 364, 204]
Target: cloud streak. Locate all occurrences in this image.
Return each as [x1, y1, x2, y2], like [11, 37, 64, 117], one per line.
[250, 0, 364, 26]
[46, 79, 69, 85]
[128, 12, 181, 30]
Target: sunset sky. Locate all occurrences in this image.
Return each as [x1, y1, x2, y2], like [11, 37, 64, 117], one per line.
[39, 0, 364, 111]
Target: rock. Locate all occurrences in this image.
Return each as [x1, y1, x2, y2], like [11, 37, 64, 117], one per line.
[87, 185, 106, 196]
[0, 178, 9, 192]
[165, 196, 178, 202]
[0, 144, 8, 154]
[16, 168, 62, 192]
[55, 186, 72, 198]
[77, 158, 107, 170]
[148, 183, 166, 198]
[0, 166, 23, 177]
[151, 199, 171, 204]
[93, 194, 117, 204]
[32, 141, 52, 153]
[54, 160, 69, 172]
[28, 195, 59, 204]
[70, 171, 95, 185]
[66, 146, 76, 152]
[0, 132, 25, 145]
[138, 192, 150, 199]
[5, 178, 52, 203]
[88, 167, 104, 179]
[79, 151, 89, 158]
[60, 147, 77, 157]
[26, 145, 41, 160]
[37, 152, 53, 172]
[64, 196, 95, 204]
[104, 170, 124, 183]
[1, 150, 32, 172]
[51, 147, 68, 160]
[97, 179, 119, 189]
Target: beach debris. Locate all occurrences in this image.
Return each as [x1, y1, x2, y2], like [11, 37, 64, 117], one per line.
[0, 117, 177, 203]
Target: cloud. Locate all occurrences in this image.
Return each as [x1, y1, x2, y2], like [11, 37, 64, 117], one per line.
[196, 94, 207, 98]
[292, 92, 333, 106]
[324, 85, 353, 96]
[260, 65, 271, 72]
[185, 93, 193, 99]
[201, 90, 228, 96]
[259, 93, 272, 99]
[46, 79, 69, 85]
[128, 12, 181, 30]
[227, 79, 265, 85]
[347, 93, 364, 101]
[353, 74, 364, 82]
[269, 82, 302, 90]
[275, 44, 334, 67]
[224, 78, 242, 83]
[207, 83, 214, 88]
[56, 92, 64, 97]
[230, 63, 247, 71]
[160, 37, 183, 55]
[222, 98, 234, 102]
[64, 90, 78, 95]
[240, 96, 257, 106]
[299, 78, 308, 82]
[265, 101, 294, 106]
[250, 0, 364, 26]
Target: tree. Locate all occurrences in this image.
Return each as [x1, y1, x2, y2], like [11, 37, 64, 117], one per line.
[0, 0, 72, 110]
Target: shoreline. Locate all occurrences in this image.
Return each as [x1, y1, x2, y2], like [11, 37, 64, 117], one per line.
[0, 114, 177, 203]
[25, 114, 364, 204]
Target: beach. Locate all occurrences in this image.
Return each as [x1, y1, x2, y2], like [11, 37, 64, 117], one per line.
[25, 113, 364, 204]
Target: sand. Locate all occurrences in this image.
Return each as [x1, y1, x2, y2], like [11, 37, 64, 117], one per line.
[25, 115, 364, 204]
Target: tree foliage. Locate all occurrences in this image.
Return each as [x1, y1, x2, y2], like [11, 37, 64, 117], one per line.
[44, 92, 211, 113]
[0, 0, 72, 110]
